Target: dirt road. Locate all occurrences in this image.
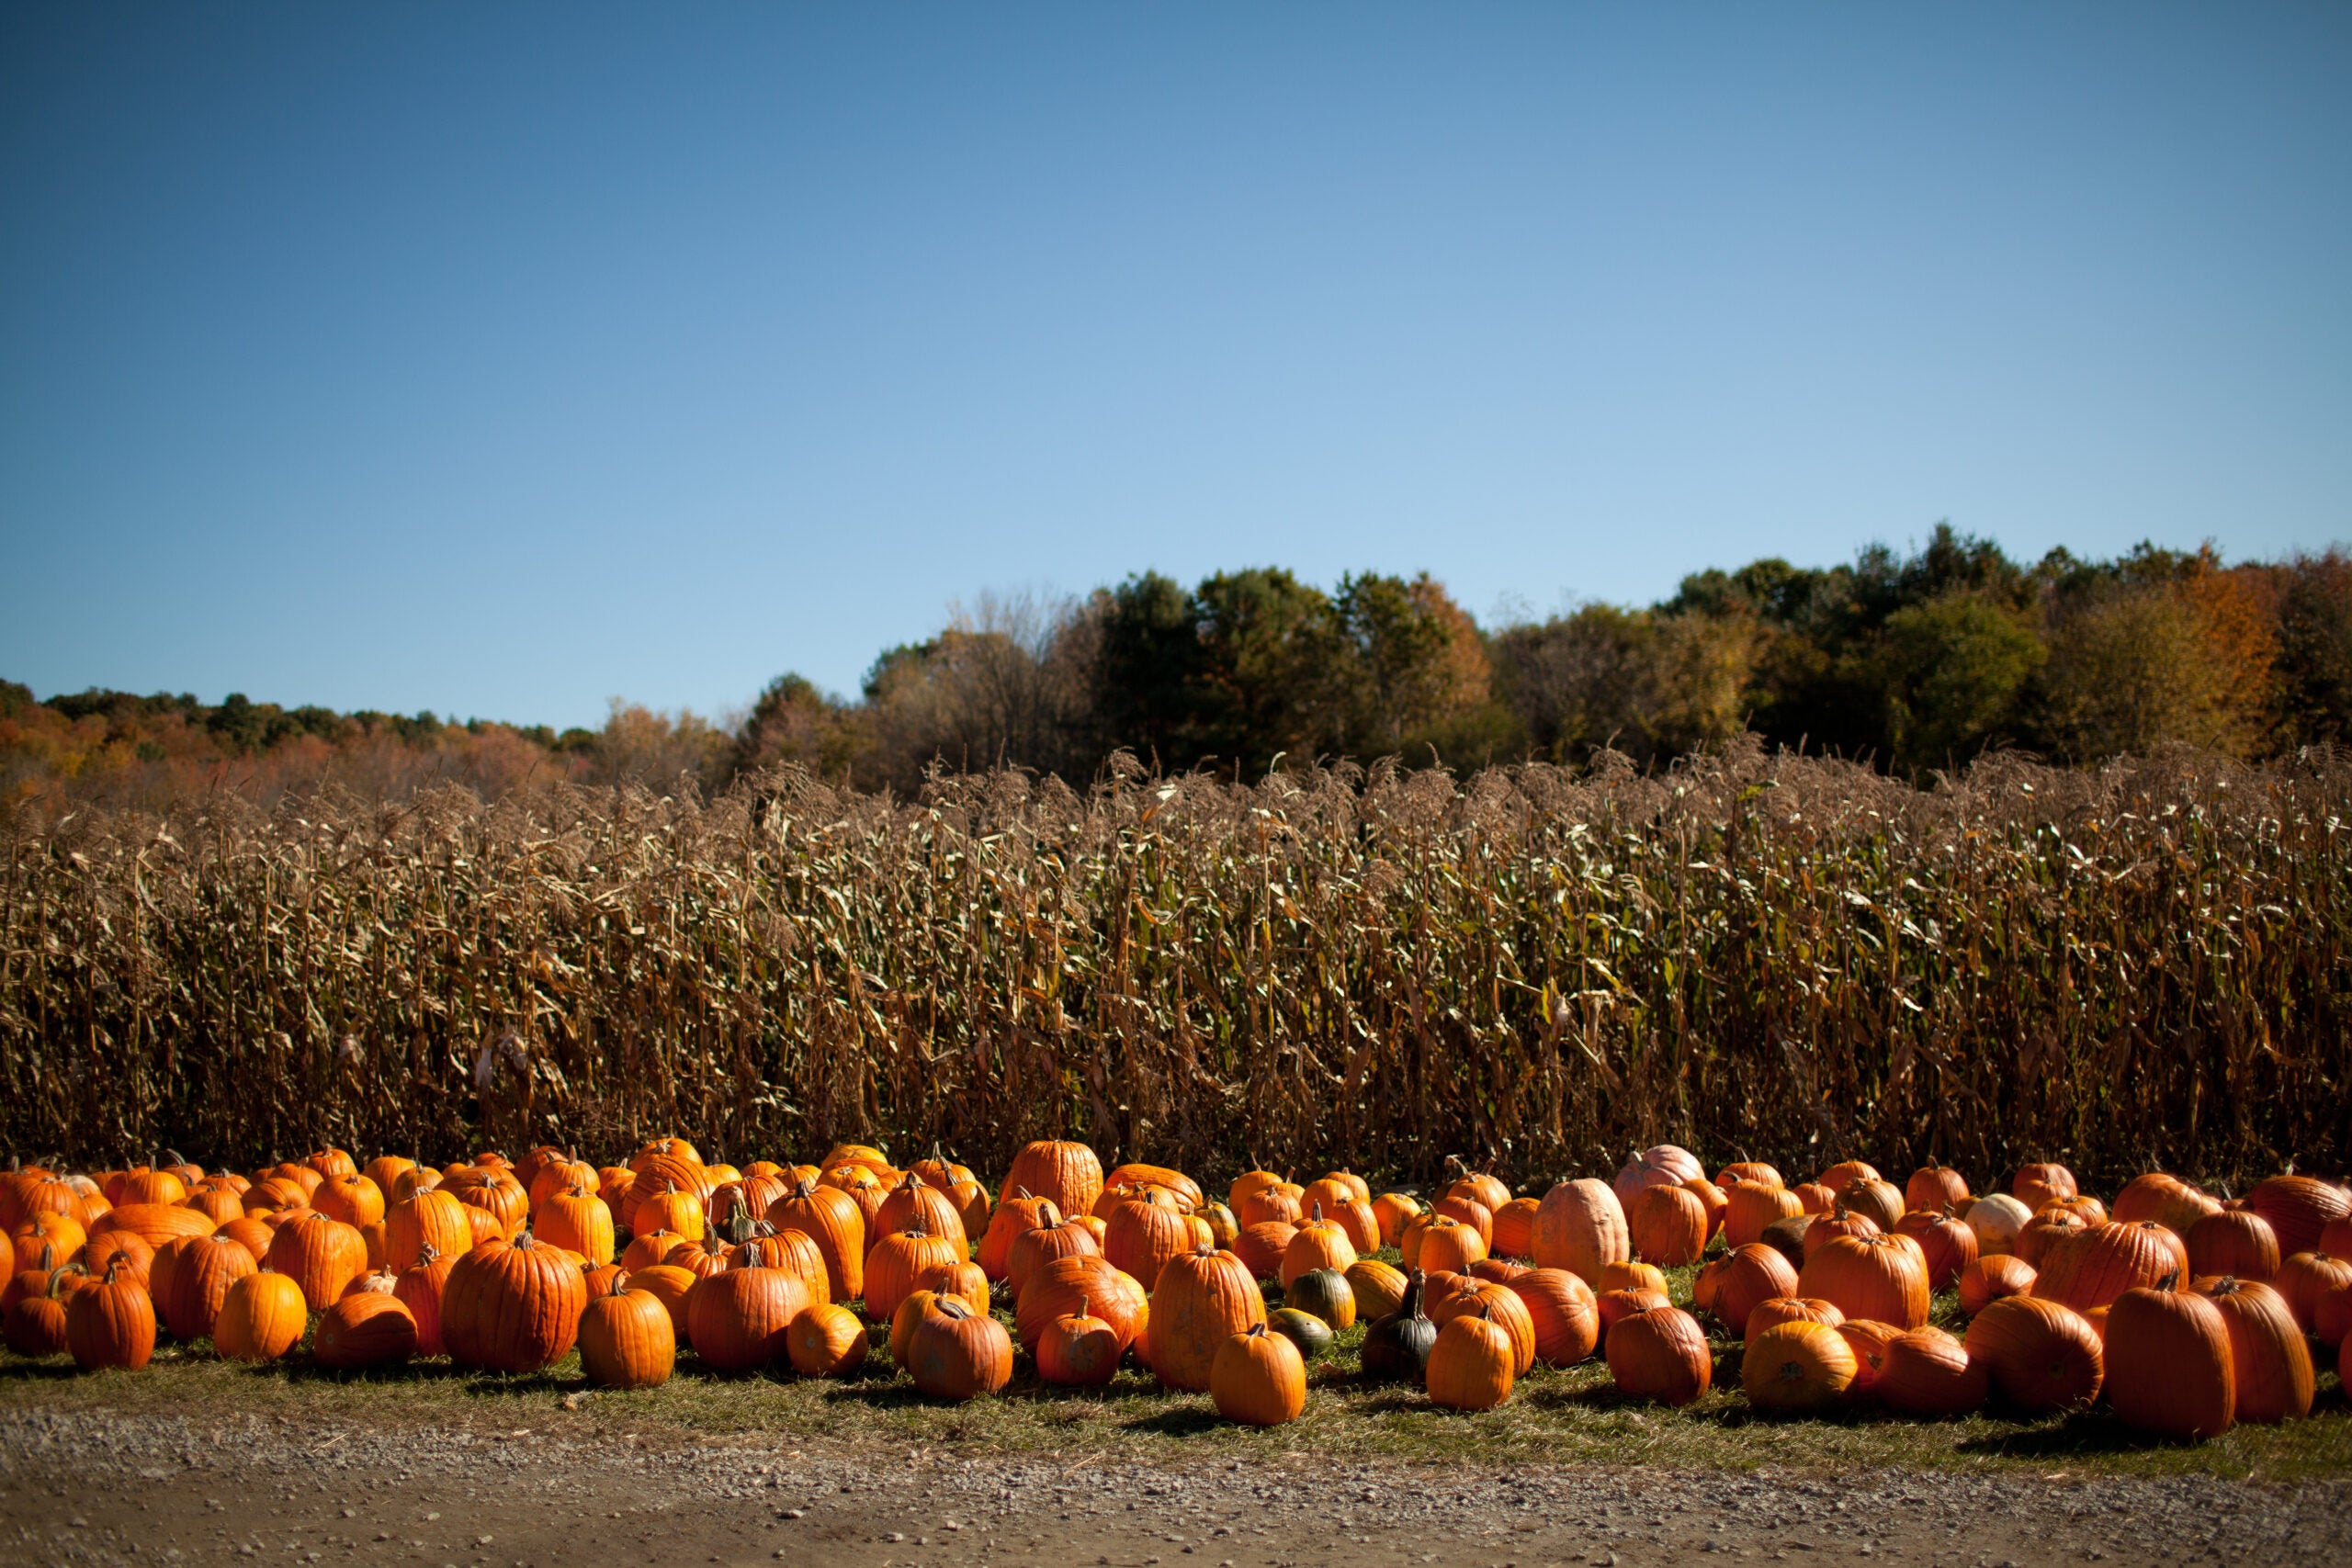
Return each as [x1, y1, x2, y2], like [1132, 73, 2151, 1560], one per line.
[3, 1405, 2345, 1568]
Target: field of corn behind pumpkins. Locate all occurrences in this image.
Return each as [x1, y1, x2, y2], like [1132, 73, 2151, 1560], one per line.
[2, 741, 2348, 1186]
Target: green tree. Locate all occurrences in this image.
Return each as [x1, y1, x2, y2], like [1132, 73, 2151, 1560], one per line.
[1189, 569, 1346, 775]
[1875, 592, 2045, 775]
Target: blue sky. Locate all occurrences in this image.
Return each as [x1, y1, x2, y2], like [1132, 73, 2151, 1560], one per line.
[4, 3, 2346, 729]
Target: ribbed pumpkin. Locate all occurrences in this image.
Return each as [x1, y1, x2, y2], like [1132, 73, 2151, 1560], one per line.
[1840, 1179, 1905, 1233]
[89, 1202, 212, 1252]
[386, 1190, 473, 1269]
[1816, 1158, 1880, 1194]
[2245, 1175, 2352, 1258]
[441, 1231, 588, 1373]
[1036, 1312, 1123, 1387]
[1724, 1179, 1804, 1251]
[215, 1270, 308, 1362]
[1612, 1145, 1705, 1208]
[623, 1149, 710, 1232]
[182, 1187, 247, 1228]
[1801, 1200, 1881, 1259]
[865, 1216, 961, 1323]
[1626, 1183, 1707, 1268]
[1014, 1254, 1147, 1351]
[1404, 1214, 1487, 1276]
[1596, 1287, 1672, 1344]
[1905, 1165, 1972, 1212]
[684, 1238, 811, 1373]
[2105, 1280, 2234, 1439]
[910, 1258, 991, 1316]
[1958, 1253, 2037, 1315]
[975, 1188, 1060, 1282]
[1963, 1294, 2104, 1413]
[1427, 1276, 1537, 1374]
[1003, 1140, 1104, 1221]
[2192, 1276, 2312, 1424]
[2185, 1210, 2280, 1283]
[442, 1168, 529, 1241]
[1834, 1319, 1903, 1399]
[74, 1232, 153, 1290]
[1211, 1322, 1308, 1425]
[1344, 1258, 1408, 1322]
[1874, 1326, 1985, 1417]
[536, 1184, 615, 1267]
[1964, 1193, 2033, 1257]
[1431, 1192, 1496, 1247]
[314, 1278, 418, 1371]
[1147, 1246, 1265, 1393]
[1744, 1319, 1857, 1416]
[1799, 1234, 1929, 1329]
[766, 1178, 866, 1303]
[1238, 1184, 1304, 1228]
[1704, 1244, 1799, 1337]
[1741, 1296, 1844, 1351]
[1233, 1220, 1296, 1280]
[2032, 1220, 2188, 1314]
[1283, 1267, 1356, 1330]
[1605, 1303, 1712, 1406]
[1007, 1215, 1100, 1299]
[152, 1233, 256, 1340]
[310, 1175, 385, 1230]
[2011, 1162, 2078, 1211]
[1893, 1208, 1978, 1292]
[783, 1301, 867, 1380]
[392, 1245, 457, 1357]
[2014, 1209, 2089, 1271]
[1279, 1203, 1359, 1289]
[1370, 1192, 1423, 1248]
[625, 1261, 695, 1341]
[2111, 1171, 2222, 1235]
[2274, 1251, 2352, 1335]
[266, 1213, 369, 1308]
[1104, 1187, 1193, 1289]
[1497, 1267, 1598, 1366]
[1105, 1163, 1204, 1211]
[5, 1266, 78, 1357]
[1427, 1302, 1516, 1411]
[875, 1172, 969, 1255]
[905, 1295, 1012, 1400]
[64, 1255, 154, 1371]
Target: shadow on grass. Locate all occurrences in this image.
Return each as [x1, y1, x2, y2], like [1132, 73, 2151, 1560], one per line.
[1953, 1414, 2194, 1461]
[0, 1358, 79, 1382]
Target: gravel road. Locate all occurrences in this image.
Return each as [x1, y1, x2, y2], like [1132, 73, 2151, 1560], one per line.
[2, 1405, 2345, 1568]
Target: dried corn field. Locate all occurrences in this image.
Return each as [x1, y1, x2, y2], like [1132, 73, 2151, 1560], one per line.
[3, 741, 2347, 1186]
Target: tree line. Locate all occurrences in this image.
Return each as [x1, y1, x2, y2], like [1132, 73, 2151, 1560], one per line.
[7, 528, 2348, 808]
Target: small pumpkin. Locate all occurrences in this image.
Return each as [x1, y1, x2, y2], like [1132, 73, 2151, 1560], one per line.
[1958, 1254, 2037, 1315]
[1426, 1301, 1515, 1411]
[1743, 1319, 1857, 1416]
[214, 1270, 308, 1362]
[1036, 1312, 1123, 1386]
[783, 1301, 867, 1380]
[1873, 1326, 1985, 1418]
[1743, 1295, 1844, 1348]
[1501, 1267, 1600, 1367]
[2185, 1211, 2280, 1283]
[1343, 1258, 1408, 1321]
[1266, 1306, 1334, 1362]
[1283, 1267, 1356, 1330]
[314, 1280, 419, 1371]
[1212, 1321, 1308, 1425]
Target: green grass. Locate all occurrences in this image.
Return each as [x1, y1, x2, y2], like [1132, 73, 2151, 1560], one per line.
[6, 1258, 2346, 1483]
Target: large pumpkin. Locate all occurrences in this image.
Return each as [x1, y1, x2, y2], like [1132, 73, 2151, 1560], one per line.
[151, 1233, 256, 1341]
[1105, 1188, 1194, 1289]
[1611, 1145, 1704, 1208]
[1798, 1235, 1929, 1329]
[2031, 1221, 2188, 1314]
[865, 1218, 961, 1323]
[2104, 1282, 2234, 1439]
[1963, 1294, 2103, 1414]
[266, 1213, 369, 1308]
[1003, 1141, 1104, 1220]
[215, 1270, 308, 1362]
[1703, 1244, 1799, 1337]
[314, 1280, 419, 1371]
[1873, 1326, 1985, 1418]
[441, 1232, 588, 1373]
[2193, 1276, 2313, 1424]
[66, 1256, 154, 1371]
[579, 1274, 677, 1388]
[766, 1179, 866, 1303]
[904, 1295, 1013, 1400]
[1626, 1184, 1708, 1268]
[1427, 1304, 1516, 1412]
[684, 1239, 813, 1373]
[1211, 1322, 1307, 1426]
[2245, 1176, 2351, 1258]
[1605, 1303, 1711, 1406]
[874, 1173, 969, 1255]
[2111, 1172, 2221, 1235]
[1013, 1254, 1146, 1351]
[1146, 1246, 1264, 1393]
[1501, 1268, 1599, 1367]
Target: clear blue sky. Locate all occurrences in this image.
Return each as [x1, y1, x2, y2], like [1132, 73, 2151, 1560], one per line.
[5, 3, 2346, 729]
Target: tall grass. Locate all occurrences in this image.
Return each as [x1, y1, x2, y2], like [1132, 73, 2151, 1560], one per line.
[3, 740, 2346, 1188]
